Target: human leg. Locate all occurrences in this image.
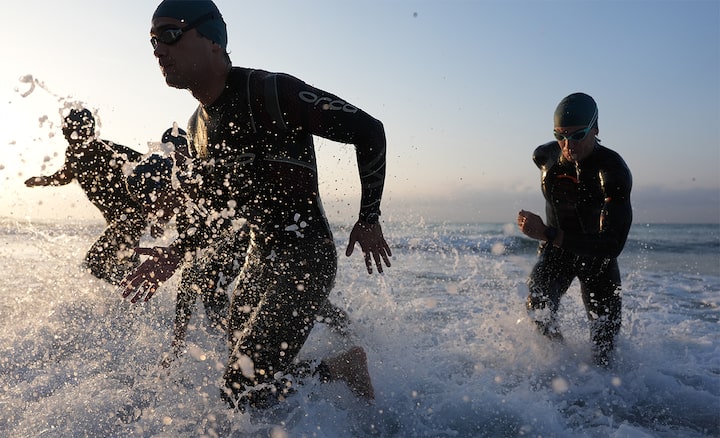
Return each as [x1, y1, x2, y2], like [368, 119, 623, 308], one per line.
[167, 231, 246, 361]
[198, 229, 248, 331]
[165, 267, 202, 362]
[223, 234, 337, 408]
[526, 245, 574, 341]
[84, 215, 145, 285]
[323, 346, 375, 400]
[316, 300, 350, 335]
[579, 258, 622, 366]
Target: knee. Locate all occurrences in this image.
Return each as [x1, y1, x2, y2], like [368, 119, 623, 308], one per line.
[526, 281, 549, 312]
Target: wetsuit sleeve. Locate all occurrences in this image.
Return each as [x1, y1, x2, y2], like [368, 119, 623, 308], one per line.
[41, 148, 76, 185]
[273, 74, 387, 220]
[561, 157, 633, 259]
[106, 141, 144, 163]
[171, 207, 202, 255]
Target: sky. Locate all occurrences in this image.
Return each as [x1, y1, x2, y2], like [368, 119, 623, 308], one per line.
[1, 0, 718, 225]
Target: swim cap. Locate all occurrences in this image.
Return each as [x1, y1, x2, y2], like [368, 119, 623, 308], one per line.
[553, 93, 598, 127]
[161, 126, 188, 146]
[152, 0, 227, 49]
[127, 154, 174, 207]
[64, 108, 95, 128]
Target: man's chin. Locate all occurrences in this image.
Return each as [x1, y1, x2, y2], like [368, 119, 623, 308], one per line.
[163, 74, 187, 90]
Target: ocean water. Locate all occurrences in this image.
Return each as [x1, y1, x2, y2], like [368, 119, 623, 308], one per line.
[0, 218, 718, 437]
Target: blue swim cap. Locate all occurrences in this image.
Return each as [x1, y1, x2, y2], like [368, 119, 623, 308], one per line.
[152, 0, 227, 49]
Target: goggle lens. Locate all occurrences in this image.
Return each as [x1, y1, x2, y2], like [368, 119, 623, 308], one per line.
[150, 29, 184, 49]
[553, 127, 591, 142]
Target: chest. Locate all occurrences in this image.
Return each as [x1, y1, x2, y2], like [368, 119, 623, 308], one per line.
[542, 164, 605, 207]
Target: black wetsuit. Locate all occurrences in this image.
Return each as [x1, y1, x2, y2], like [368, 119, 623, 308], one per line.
[48, 139, 146, 284]
[171, 67, 386, 405]
[527, 141, 632, 362]
[172, 220, 348, 358]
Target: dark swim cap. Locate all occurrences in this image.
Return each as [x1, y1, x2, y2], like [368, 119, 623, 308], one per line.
[553, 93, 598, 127]
[161, 127, 188, 147]
[65, 108, 95, 128]
[127, 154, 174, 207]
[152, 0, 227, 49]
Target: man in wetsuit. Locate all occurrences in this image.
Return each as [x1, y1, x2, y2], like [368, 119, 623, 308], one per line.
[25, 108, 147, 285]
[120, 0, 390, 408]
[517, 93, 632, 367]
[126, 128, 349, 365]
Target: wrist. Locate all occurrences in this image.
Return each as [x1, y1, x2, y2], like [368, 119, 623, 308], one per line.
[359, 210, 380, 225]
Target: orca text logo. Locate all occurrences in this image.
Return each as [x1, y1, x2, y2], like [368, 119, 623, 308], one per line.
[299, 91, 358, 113]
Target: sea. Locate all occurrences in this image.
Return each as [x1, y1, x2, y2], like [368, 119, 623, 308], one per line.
[0, 218, 718, 438]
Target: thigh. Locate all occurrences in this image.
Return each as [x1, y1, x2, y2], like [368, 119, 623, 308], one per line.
[527, 245, 575, 311]
[230, 235, 337, 375]
[578, 258, 622, 318]
[110, 213, 146, 250]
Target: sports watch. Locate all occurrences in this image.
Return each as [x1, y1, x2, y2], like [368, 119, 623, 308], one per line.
[360, 211, 380, 225]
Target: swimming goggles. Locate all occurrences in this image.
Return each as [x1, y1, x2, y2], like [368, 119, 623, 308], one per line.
[553, 108, 598, 142]
[150, 12, 216, 49]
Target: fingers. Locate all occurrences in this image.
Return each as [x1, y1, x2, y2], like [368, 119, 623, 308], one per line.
[24, 176, 43, 187]
[365, 248, 392, 275]
[118, 282, 157, 304]
[143, 287, 158, 302]
[372, 251, 383, 274]
[345, 234, 358, 257]
[383, 242, 392, 258]
[380, 250, 392, 268]
[130, 287, 145, 303]
[150, 225, 164, 239]
[364, 251, 373, 274]
[120, 278, 138, 298]
[134, 247, 157, 256]
[129, 283, 157, 303]
[119, 271, 154, 303]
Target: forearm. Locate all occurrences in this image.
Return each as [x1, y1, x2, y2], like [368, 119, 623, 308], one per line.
[356, 129, 386, 220]
[26, 170, 72, 186]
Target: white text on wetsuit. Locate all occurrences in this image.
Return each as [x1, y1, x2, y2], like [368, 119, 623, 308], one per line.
[298, 91, 358, 114]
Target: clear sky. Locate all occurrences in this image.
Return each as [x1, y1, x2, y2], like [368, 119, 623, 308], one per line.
[1, 0, 718, 224]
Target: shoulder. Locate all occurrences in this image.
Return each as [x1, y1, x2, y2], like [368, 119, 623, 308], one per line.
[532, 141, 560, 169]
[104, 140, 142, 159]
[227, 67, 299, 85]
[594, 145, 631, 174]
[593, 145, 632, 192]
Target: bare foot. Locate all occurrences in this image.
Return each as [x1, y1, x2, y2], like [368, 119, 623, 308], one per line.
[325, 346, 375, 400]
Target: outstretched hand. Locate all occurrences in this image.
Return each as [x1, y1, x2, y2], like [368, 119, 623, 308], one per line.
[24, 176, 46, 187]
[345, 221, 392, 274]
[150, 224, 165, 239]
[118, 247, 182, 303]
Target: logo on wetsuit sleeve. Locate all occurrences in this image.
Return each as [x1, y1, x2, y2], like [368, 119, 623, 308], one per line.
[298, 91, 358, 113]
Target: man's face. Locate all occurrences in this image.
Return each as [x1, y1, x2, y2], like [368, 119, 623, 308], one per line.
[150, 17, 215, 89]
[554, 124, 598, 163]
